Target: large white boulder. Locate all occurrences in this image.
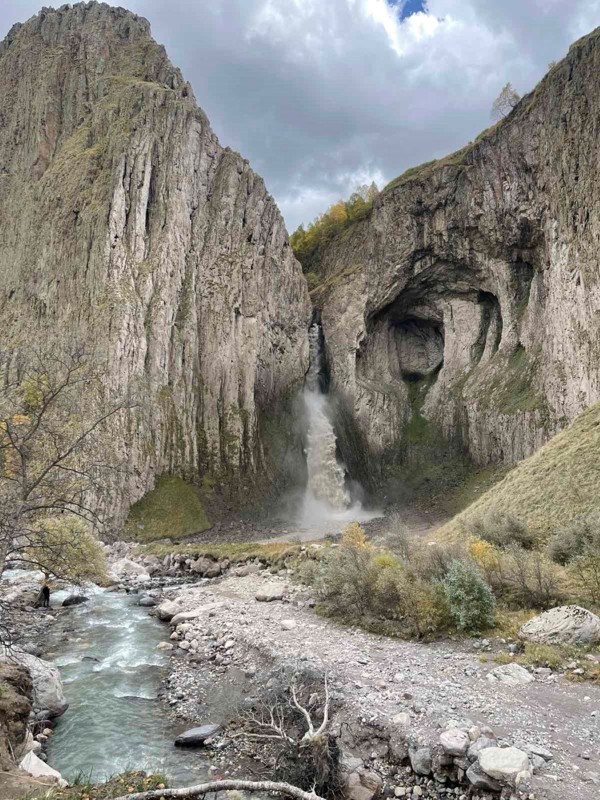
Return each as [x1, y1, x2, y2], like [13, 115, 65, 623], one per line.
[486, 663, 534, 686]
[479, 746, 530, 783]
[20, 751, 67, 787]
[8, 651, 68, 718]
[519, 605, 600, 646]
[109, 558, 150, 583]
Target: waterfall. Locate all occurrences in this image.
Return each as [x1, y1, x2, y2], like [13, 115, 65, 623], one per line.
[301, 322, 353, 525]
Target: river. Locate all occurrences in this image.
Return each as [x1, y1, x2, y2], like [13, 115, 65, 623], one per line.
[44, 587, 210, 786]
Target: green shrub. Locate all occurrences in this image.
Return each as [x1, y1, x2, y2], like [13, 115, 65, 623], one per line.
[443, 560, 496, 631]
[548, 513, 600, 565]
[469, 510, 537, 550]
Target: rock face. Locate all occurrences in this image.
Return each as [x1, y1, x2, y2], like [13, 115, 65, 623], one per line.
[0, 4, 310, 525]
[519, 605, 600, 646]
[0, 664, 32, 771]
[313, 29, 600, 487]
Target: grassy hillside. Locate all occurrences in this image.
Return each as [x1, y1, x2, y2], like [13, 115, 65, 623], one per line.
[438, 402, 600, 540]
[122, 475, 211, 543]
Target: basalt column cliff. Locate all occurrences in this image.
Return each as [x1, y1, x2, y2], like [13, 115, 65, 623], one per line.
[0, 4, 311, 522]
[311, 28, 600, 491]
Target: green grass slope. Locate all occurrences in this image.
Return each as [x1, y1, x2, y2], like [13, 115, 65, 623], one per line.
[438, 402, 600, 540]
[122, 475, 211, 543]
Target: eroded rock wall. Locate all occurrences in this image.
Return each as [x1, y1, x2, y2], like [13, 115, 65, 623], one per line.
[0, 3, 310, 522]
[314, 28, 600, 485]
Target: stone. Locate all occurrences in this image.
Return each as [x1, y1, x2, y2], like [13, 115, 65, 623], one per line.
[281, 619, 297, 630]
[467, 736, 497, 762]
[408, 746, 432, 776]
[440, 728, 469, 757]
[19, 751, 67, 787]
[478, 747, 530, 783]
[486, 663, 534, 686]
[138, 595, 157, 607]
[346, 770, 382, 800]
[179, 641, 191, 651]
[466, 763, 502, 792]
[61, 595, 89, 607]
[109, 558, 150, 583]
[4, 652, 68, 718]
[175, 724, 222, 747]
[190, 557, 212, 575]
[519, 606, 600, 646]
[392, 712, 411, 729]
[255, 585, 286, 602]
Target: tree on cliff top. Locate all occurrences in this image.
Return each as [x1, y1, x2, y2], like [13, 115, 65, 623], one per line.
[290, 182, 379, 273]
[0, 346, 130, 581]
[491, 82, 521, 120]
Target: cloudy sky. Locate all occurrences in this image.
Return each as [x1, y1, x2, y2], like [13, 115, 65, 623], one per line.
[2, 1, 600, 230]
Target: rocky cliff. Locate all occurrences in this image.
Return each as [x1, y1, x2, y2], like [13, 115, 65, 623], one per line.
[312, 28, 600, 493]
[0, 3, 311, 525]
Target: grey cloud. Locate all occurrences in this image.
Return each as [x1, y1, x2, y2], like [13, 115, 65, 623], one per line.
[2, 1, 600, 229]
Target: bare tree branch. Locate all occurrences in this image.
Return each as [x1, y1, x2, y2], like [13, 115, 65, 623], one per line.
[111, 778, 326, 800]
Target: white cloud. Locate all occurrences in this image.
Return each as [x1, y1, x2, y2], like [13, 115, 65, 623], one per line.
[1, 0, 600, 229]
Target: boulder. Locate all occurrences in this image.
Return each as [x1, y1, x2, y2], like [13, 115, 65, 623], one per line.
[109, 558, 150, 583]
[467, 736, 497, 762]
[19, 751, 67, 787]
[62, 595, 89, 607]
[138, 595, 157, 607]
[440, 728, 469, 757]
[255, 584, 286, 602]
[519, 605, 600, 646]
[7, 652, 67, 718]
[156, 598, 182, 621]
[479, 746, 530, 783]
[204, 562, 222, 579]
[466, 763, 502, 792]
[190, 557, 212, 575]
[175, 723, 221, 747]
[486, 663, 534, 686]
[408, 746, 432, 776]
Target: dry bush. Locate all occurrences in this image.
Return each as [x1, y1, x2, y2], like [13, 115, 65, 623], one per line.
[410, 539, 470, 581]
[313, 524, 452, 638]
[548, 512, 600, 565]
[467, 510, 537, 550]
[570, 554, 600, 606]
[470, 537, 566, 609]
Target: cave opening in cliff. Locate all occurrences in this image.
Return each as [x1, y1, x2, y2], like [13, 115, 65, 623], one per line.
[393, 316, 445, 382]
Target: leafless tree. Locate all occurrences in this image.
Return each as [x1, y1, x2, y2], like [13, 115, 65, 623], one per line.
[233, 671, 341, 800]
[0, 345, 132, 580]
[491, 82, 520, 120]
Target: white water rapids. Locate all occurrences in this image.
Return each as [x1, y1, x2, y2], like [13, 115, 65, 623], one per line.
[300, 323, 375, 527]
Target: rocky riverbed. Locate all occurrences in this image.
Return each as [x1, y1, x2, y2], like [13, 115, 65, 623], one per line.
[2, 549, 599, 800]
[132, 558, 600, 800]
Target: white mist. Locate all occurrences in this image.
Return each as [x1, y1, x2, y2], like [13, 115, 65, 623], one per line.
[300, 323, 376, 528]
